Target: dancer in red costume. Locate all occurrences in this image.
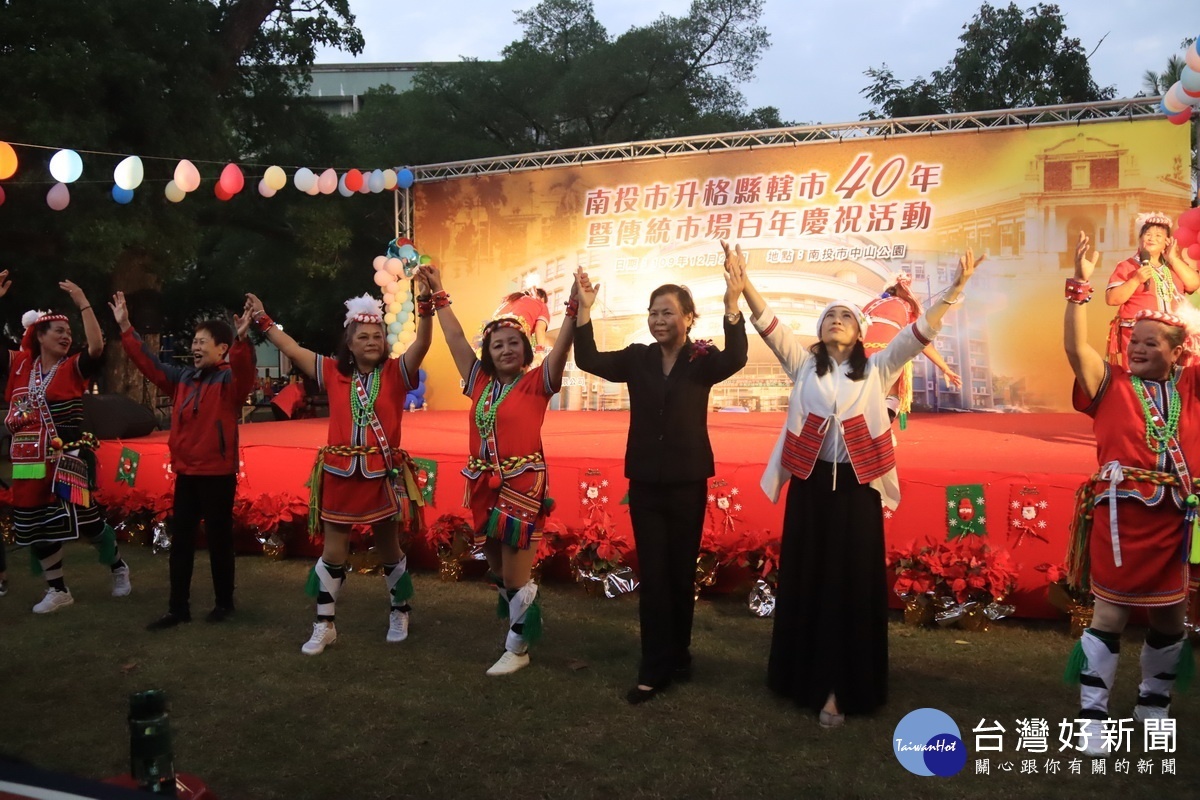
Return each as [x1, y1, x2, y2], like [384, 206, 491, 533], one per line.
[420, 263, 576, 675]
[245, 287, 432, 655]
[1103, 212, 1199, 367]
[1065, 230, 1198, 756]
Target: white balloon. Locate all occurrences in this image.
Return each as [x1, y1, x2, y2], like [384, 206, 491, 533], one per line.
[293, 167, 316, 192]
[337, 174, 355, 197]
[49, 150, 83, 183]
[114, 156, 144, 191]
[382, 169, 397, 191]
[164, 181, 185, 203]
[174, 160, 201, 193]
[318, 168, 337, 194]
[369, 170, 386, 193]
[1183, 66, 1200, 96]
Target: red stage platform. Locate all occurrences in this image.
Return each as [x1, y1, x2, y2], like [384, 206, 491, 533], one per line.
[94, 411, 1098, 619]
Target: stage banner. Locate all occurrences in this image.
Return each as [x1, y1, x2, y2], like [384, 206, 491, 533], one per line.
[414, 118, 1192, 412]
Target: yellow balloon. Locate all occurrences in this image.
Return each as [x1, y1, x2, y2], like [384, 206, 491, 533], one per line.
[384, 312, 398, 325]
[264, 165, 287, 192]
[387, 302, 402, 315]
[0, 141, 19, 180]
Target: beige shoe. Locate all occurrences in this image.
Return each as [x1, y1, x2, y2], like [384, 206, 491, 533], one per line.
[486, 650, 530, 676]
[386, 610, 409, 643]
[301, 621, 337, 655]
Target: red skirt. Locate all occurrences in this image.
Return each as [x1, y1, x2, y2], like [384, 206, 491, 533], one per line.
[1090, 499, 1190, 607]
[467, 469, 546, 550]
[319, 470, 399, 527]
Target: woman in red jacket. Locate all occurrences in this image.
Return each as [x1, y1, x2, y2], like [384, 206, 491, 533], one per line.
[111, 292, 255, 629]
[245, 289, 432, 655]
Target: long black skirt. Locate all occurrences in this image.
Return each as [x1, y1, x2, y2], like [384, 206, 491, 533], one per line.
[767, 460, 888, 715]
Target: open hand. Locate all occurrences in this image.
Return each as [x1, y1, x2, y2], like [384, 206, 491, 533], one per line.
[1074, 231, 1098, 281]
[108, 292, 131, 331]
[575, 267, 599, 309]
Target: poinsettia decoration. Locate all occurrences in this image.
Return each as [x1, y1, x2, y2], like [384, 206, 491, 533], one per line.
[243, 492, 309, 534]
[726, 528, 781, 587]
[887, 536, 1018, 604]
[688, 338, 714, 361]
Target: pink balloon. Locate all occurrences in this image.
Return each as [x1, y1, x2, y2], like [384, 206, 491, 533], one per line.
[1189, 243, 1200, 262]
[219, 163, 245, 195]
[0, 185, 5, 206]
[46, 182, 70, 211]
[372, 270, 391, 288]
[1168, 106, 1193, 125]
[373, 256, 387, 272]
[257, 179, 276, 198]
[174, 160, 201, 193]
[318, 169, 337, 194]
[1177, 225, 1198, 249]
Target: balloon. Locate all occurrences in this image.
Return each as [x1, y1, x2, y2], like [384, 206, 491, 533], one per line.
[402, 319, 416, 334]
[111, 185, 134, 204]
[337, 174, 354, 197]
[382, 169, 397, 191]
[397, 244, 418, 262]
[164, 181, 185, 203]
[293, 167, 316, 192]
[1179, 207, 1200, 232]
[214, 183, 233, 201]
[0, 141, 17, 180]
[219, 163, 245, 195]
[1188, 39, 1200, 72]
[386, 302, 401, 315]
[385, 257, 404, 276]
[385, 280, 401, 295]
[263, 165, 287, 191]
[345, 169, 364, 192]
[373, 270, 391, 288]
[0, 186, 5, 206]
[369, 170, 386, 193]
[1189, 243, 1200, 262]
[1182, 67, 1200, 97]
[318, 168, 337, 194]
[373, 255, 388, 272]
[384, 312, 398, 325]
[47, 182, 70, 211]
[174, 160, 201, 192]
[419, 255, 433, 265]
[400, 300, 414, 315]
[358, 178, 372, 195]
[418, 368, 427, 382]
[305, 182, 320, 196]
[405, 392, 423, 409]
[388, 321, 402, 334]
[396, 168, 414, 189]
[1168, 106, 1193, 125]
[258, 179, 277, 198]
[49, 149, 83, 183]
[383, 292, 396, 304]
[1176, 225, 1198, 249]
[114, 156, 144, 191]
[391, 342, 404, 355]
[1169, 83, 1195, 110]
[1163, 91, 1186, 114]
[409, 383, 425, 398]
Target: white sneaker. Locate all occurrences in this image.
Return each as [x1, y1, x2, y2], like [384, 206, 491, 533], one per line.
[386, 610, 409, 643]
[1079, 719, 1110, 757]
[486, 650, 530, 676]
[33, 587, 74, 614]
[0, 579, 8, 597]
[1133, 704, 1171, 723]
[301, 621, 337, 655]
[111, 565, 131, 598]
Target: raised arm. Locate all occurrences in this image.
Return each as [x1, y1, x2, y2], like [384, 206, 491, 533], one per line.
[723, 241, 805, 379]
[401, 274, 434, 379]
[697, 244, 748, 384]
[1167, 237, 1200, 293]
[923, 345, 962, 388]
[1065, 231, 1106, 400]
[109, 291, 184, 394]
[542, 279, 577, 391]
[229, 307, 258, 404]
[417, 263, 476, 382]
[60, 280, 102, 358]
[572, 267, 631, 383]
[244, 293, 318, 380]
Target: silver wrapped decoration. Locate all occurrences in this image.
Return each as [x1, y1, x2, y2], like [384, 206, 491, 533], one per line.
[982, 600, 1015, 621]
[575, 565, 639, 598]
[150, 521, 172, 554]
[748, 579, 776, 617]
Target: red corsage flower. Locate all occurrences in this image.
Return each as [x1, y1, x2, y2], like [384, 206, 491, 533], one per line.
[688, 339, 714, 361]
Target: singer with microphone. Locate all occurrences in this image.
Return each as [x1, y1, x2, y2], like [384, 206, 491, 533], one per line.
[1103, 212, 1199, 367]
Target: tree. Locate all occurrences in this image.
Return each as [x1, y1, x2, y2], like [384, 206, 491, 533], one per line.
[861, 2, 1115, 119]
[363, 0, 784, 161]
[0, 0, 365, 396]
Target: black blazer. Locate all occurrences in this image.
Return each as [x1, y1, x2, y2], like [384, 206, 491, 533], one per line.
[574, 316, 748, 483]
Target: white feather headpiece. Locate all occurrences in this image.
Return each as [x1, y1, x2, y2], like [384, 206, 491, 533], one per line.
[22, 309, 61, 328]
[343, 294, 384, 328]
[1134, 212, 1173, 236]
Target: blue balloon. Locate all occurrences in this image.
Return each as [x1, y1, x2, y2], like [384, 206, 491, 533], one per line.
[417, 368, 427, 382]
[405, 391, 424, 409]
[409, 383, 426, 398]
[111, 185, 134, 204]
[397, 168, 415, 189]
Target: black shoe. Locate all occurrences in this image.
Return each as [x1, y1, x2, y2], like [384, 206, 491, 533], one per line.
[206, 606, 235, 623]
[626, 684, 666, 705]
[673, 663, 693, 683]
[146, 612, 191, 631]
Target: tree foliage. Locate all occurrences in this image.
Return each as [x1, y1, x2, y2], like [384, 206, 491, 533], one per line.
[358, 0, 784, 162]
[860, 2, 1115, 119]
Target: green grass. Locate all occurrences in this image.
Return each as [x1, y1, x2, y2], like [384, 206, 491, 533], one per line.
[0, 545, 1197, 799]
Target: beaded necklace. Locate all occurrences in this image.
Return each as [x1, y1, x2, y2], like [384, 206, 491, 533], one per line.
[350, 368, 382, 427]
[474, 378, 517, 439]
[1148, 260, 1175, 310]
[1131, 372, 1181, 454]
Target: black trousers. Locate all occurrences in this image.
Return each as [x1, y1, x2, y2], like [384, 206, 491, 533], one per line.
[169, 474, 237, 615]
[627, 480, 708, 687]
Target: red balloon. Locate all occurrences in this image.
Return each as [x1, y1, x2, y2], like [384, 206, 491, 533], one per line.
[1177, 225, 1198, 249]
[0, 185, 5, 206]
[344, 169, 364, 192]
[1179, 207, 1200, 233]
[1167, 106, 1193, 126]
[214, 183, 233, 201]
[1189, 243, 1200, 262]
[219, 163, 245, 195]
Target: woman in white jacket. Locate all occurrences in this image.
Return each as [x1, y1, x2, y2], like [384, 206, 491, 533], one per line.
[728, 241, 982, 726]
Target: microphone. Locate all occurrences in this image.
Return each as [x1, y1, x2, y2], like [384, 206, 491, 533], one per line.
[1142, 257, 1151, 291]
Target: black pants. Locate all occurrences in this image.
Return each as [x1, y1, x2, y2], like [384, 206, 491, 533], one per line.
[627, 480, 707, 687]
[170, 474, 237, 615]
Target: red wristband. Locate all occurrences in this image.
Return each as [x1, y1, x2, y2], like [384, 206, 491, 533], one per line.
[432, 290, 451, 310]
[1064, 278, 1093, 305]
[564, 298, 579, 318]
[254, 313, 276, 332]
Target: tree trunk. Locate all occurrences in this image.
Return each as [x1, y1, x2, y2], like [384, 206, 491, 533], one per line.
[105, 250, 163, 415]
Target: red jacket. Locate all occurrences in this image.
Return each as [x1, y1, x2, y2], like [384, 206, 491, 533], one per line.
[121, 328, 257, 476]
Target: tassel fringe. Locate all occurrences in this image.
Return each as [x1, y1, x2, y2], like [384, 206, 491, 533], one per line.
[522, 598, 543, 645]
[304, 565, 321, 599]
[1177, 638, 1195, 693]
[391, 571, 414, 604]
[30, 548, 42, 576]
[1066, 480, 1097, 592]
[1063, 639, 1086, 685]
[92, 524, 117, 566]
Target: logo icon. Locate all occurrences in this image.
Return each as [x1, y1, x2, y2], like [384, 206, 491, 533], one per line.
[893, 708, 967, 777]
